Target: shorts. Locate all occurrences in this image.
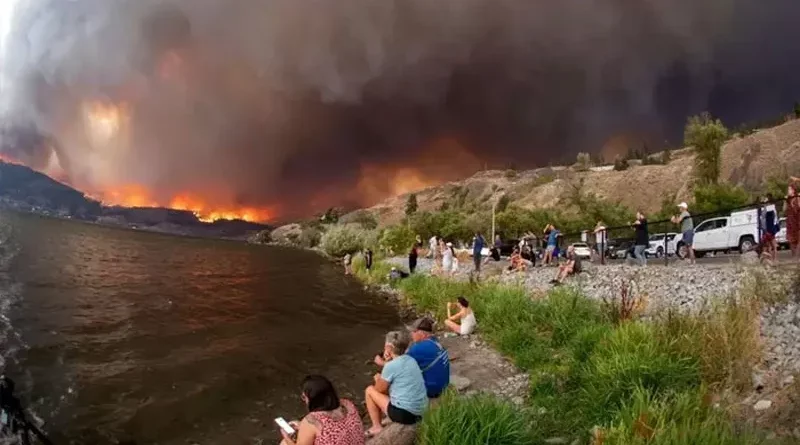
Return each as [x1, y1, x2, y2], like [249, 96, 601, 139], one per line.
[682, 230, 694, 246]
[387, 403, 422, 425]
[546, 245, 556, 253]
[762, 232, 776, 244]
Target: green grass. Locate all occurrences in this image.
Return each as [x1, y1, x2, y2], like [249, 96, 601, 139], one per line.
[353, 261, 774, 444]
[418, 391, 535, 445]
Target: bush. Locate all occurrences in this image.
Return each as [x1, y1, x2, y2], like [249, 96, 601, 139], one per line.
[614, 157, 630, 171]
[319, 224, 366, 257]
[298, 226, 321, 248]
[692, 183, 750, 216]
[504, 169, 519, 180]
[496, 194, 511, 212]
[380, 224, 416, 254]
[418, 392, 534, 445]
[685, 113, 728, 185]
[575, 152, 592, 171]
[405, 193, 419, 216]
[338, 210, 378, 230]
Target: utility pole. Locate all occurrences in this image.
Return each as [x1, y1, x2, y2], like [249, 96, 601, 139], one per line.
[492, 199, 497, 242]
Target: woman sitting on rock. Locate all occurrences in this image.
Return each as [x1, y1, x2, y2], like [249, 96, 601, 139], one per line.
[444, 297, 477, 336]
[279, 375, 365, 445]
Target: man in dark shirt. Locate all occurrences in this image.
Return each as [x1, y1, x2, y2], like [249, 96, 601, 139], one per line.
[632, 211, 648, 266]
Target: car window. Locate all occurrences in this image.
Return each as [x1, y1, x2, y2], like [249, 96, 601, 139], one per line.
[714, 219, 728, 229]
[695, 221, 713, 232]
[667, 235, 676, 241]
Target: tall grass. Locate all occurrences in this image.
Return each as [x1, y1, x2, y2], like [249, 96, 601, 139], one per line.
[417, 391, 535, 445]
[353, 261, 772, 443]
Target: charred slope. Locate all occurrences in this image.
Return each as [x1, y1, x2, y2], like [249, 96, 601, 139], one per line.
[0, 161, 101, 218]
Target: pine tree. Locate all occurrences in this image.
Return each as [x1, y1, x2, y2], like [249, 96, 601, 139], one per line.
[405, 193, 418, 216]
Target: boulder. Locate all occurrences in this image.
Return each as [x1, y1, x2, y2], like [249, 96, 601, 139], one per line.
[367, 422, 417, 445]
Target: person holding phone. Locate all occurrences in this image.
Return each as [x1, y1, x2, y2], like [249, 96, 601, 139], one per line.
[278, 375, 364, 445]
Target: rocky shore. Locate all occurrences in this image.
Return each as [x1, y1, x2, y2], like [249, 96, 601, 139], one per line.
[384, 254, 800, 438]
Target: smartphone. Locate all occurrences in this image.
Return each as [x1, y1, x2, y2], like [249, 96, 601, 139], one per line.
[275, 417, 296, 436]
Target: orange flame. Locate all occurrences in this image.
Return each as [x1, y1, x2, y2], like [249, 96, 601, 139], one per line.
[92, 184, 274, 223]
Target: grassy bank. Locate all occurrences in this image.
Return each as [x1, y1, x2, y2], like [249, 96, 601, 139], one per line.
[352, 258, 784, 444]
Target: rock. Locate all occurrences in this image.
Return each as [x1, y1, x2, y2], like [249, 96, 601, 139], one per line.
[753, 400, 773, 411]
[782, 374, 795, 387]
[450, 375, 472, 392]
[752, 371, 765, 392]
[367, 422, 417, 445]
[544, 438, 568, 444]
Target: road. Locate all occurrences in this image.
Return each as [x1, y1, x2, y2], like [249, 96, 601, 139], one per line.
[600, 249, 797, 267]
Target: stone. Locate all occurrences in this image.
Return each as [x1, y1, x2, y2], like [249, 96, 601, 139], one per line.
[544, 438, 568, 444]
[753, 400, 772, 411]
[751, 371, 765, 391]
[450, 375, 472, 392]
[367, 422, 417, 445]
[782, 374, 795, 387]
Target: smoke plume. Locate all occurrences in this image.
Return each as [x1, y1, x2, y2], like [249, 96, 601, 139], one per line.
[1, 0, 799, 219]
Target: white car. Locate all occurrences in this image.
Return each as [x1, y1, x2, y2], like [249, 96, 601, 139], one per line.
[645, 233, 678, 258]
[570, 243, 592, 260]
[676, 209, 758, 258]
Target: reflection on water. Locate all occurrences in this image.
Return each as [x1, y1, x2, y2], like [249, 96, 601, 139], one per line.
[0, 212, 400, 444]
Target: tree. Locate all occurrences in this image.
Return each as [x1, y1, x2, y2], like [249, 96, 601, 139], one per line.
[575, 152, 592, 172]
[496, 194, 511, 213]
[320, 207, 342, 224]
[692, 183, 750, 216]
[319, 224, 365, 257]
[613, 156, 629, 171]
[794, 101, 800, 119]
[684, 113, 729, 185]
[405, 193, 418, 217]
[380, 224, 416, 254]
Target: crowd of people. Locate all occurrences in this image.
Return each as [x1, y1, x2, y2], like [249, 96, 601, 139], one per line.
[279, 303, 478, 444]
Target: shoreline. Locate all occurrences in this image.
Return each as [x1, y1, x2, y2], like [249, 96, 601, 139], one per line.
[352, 254, 800, 443]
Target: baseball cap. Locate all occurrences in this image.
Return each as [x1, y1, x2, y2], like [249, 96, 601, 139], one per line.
[678, 202, 688, 208]
[408, 317, 434, 333]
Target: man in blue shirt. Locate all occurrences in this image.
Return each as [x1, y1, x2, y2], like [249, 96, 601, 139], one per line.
[374, 318, 450, 399]
[472, 232, 486, 273]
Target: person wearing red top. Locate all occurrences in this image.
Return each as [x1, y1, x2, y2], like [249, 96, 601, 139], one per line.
[279, 375, 365, 445]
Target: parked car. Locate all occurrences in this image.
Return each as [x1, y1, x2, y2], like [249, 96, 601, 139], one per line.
[776, 217, 788, 249]
[570, 243, 592, 260]
[645, 233, 679, 258]
[675, 209, 758, 258]
[604, 238, 635, 259]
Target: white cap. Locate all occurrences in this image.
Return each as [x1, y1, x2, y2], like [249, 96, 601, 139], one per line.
[446, 242, 453, 247]
[678, 202, 688, 208]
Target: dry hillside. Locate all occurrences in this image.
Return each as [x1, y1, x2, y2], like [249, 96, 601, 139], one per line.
[357, 119, 800, 227]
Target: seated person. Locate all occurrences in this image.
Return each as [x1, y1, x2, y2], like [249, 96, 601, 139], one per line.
[279, 375, 365, 445]
[365, 331, 428, 437]
[444, 297, 477, 335]
[551, 246, 582, 285]
[490, 246, 501, 261]
[388, 267, 410, 281]
[374, 318, 450, 400]
[507, 247, 526, 272]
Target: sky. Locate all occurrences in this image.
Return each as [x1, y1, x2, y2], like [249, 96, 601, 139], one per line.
[0, 0, 799, 220]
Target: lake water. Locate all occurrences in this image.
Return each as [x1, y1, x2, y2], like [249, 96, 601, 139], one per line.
[0, 212, 400, 444]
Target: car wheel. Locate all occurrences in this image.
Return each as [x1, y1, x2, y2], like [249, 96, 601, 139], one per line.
[739, 236, 755, 253]
[676, 243, 687, 259]
[656, 247, 664, 258]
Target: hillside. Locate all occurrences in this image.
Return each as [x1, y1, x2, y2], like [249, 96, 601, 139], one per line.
[355, 119, 800, 227]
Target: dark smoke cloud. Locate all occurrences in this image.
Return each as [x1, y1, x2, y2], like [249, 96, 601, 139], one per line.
[1, 0, 799, 218]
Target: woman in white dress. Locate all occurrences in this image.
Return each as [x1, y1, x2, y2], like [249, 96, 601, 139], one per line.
[445, 297, 477, 335]
[441, 242, 454, 276]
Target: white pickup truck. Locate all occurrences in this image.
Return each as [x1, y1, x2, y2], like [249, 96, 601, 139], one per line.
[676, 209, 759, 258]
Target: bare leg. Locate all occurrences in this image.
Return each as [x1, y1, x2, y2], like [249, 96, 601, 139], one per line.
[365, 385, 390, 434]
[445, 319, 462, 334]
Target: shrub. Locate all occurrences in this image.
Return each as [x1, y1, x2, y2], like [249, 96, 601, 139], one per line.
[298, 226, 321, 248]
[405, 193, 419, 216]
[575, 152, 592, 171]
[496, 194, 511, 212]
[380, 224, 416, 254]
[661, 148, 671, 164]
[504, 169, 519, 180]
[338, 210, 378, 230]
[692, 183, 750, 216]
[319, 224, 365, 257]
[685, 113, 728, 185]
[418, 392, 534, 445]
[614, 157, 630, 171]
[795, 101, 800, 119]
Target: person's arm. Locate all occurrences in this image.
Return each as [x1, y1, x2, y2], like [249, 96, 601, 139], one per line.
[281, 417, 318, 445]
[375, 372, 390, 394]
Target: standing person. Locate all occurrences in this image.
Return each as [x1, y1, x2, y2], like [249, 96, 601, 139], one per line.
[672, 202, 695, 264]
[632, 211, 648, 266]
[472, 232, 485, 274]
[278, 375, 365, 445]
[784, 184, 800, 258]
[408, 245, 418, 274]
[441, 242, 454, 276]
[593, 221, 607, 261]
[343, 253, 352, 275]
[544, 224, 560, 266]
[760, 195, 779, 261]
[364, 331, 428, 437]
[428, 235, 438, 259]
[364, 248, 374, 272]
